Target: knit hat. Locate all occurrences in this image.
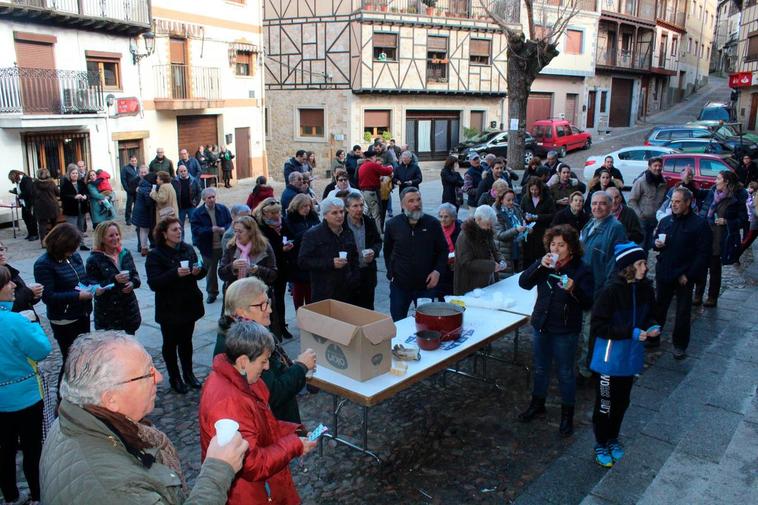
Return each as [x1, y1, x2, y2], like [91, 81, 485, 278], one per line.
[614, 242, 647, 271]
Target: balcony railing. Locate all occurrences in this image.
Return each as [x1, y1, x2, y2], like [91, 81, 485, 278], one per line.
[656, 5, 685, 27]
[0, 0, 150, 29]
[609, 0, 656, 20]
[359, 0, 520, 23]
[545, 0, 598, 11]
[0, 67, 104, 114]
[154, 64, 221, 101]
[596, 48, 651, 69]
[426, 60, 448, 82]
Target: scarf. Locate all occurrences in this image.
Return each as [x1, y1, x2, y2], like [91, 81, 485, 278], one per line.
[645, 170, 664, 186]
[236, 239, 253, 261]
[442, 222, 456, 253]
[707, 189, 729, 220]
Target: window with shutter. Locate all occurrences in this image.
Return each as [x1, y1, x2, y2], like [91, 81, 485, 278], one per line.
[235, 51, 252, 76]
[299, 108, 325, 138]
[373, 33, 398, 61]
[565, 30, 583, 55]
[748, 33, 758, 61]
[364, 110, 391, 137]
[469, 39, 491, 65]
[427, 36, 448, 82]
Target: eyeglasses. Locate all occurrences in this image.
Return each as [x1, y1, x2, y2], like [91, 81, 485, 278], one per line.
[263, 200, 280, 207]
[249, 298, 271, 312]
[116, 367, 158, 386]
[337, 178, 348, 182]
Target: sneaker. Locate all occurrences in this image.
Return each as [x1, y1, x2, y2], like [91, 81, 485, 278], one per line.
[673, 347, 686, 360]
[607, 439, 625, 462]
[594, 444, 614, 468]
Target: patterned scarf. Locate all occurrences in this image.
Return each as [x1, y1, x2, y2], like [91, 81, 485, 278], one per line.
[707, 189, 728, 220]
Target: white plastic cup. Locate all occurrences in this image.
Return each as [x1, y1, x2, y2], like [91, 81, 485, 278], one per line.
[338, 251, 347, 260]
[282, 236, 289, 244]
[362, 249, 372, 257]
[152, 184, 157, 192]
[214, 419, 239, 447]
[658, 233, 666, 243]
[119, 270, 129, 276]
[179, 260, 189, 269]
[550, 253, 559, 267]
[27, 282, 42, 290]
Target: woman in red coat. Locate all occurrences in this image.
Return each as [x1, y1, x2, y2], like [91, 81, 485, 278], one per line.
[199, 321, 316, 505]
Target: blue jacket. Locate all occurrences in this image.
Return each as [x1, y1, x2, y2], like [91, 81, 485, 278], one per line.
[580, 215, 628, 294]
[190, 203, 233, 257]
[283, 157, 305, 180]
[131, 178, 155, 229]
[393, 161, 422, 193]
[654, 210, 711, 283]
[178, 157, 201, 178]
[0, 303, 51, 412]
[34, 252, 93, 321]
[281, 184, 302, 211]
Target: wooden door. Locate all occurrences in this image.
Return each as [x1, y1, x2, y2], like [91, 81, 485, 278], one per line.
[749, 93, 758, 131]
[15, 40, 57, 114]
[609, 78, 633, 127]
[118, 140, 144, 170]
[587, 90, 596, 128]
[565, 93, 578, 125]
[526, 93, 553, 131]
[234, 127, 251, 179]
[170, 38, 188, 99]
[177, 115, 219, 154]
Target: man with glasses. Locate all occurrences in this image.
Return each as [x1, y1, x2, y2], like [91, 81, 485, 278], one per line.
[148, 147, 175, 177]
[191, 188, 232, 303]
[40, 331, 248, 504]
[325, 173, 360, 200]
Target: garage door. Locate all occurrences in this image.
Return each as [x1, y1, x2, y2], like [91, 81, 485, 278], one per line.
[177, 115, 219, 153]
[609, 78, 633, 127]
[526, 93, 553, 131]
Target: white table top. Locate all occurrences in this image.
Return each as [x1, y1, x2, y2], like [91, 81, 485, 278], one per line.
[309, 306, 527, 406]
[467, 274, 537, 317]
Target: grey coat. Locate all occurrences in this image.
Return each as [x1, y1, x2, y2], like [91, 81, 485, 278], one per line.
[453, 219, 502, 295]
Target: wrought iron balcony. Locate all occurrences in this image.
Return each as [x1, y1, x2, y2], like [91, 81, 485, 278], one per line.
[596, 48, 651, 70]
[0, 67, 104, 114]
[358, 0, 520, 24]
[0, 0, 150, 33]
[153, 64, 223, 110]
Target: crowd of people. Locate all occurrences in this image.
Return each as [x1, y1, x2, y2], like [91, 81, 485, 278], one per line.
[1, 137, 757, 504]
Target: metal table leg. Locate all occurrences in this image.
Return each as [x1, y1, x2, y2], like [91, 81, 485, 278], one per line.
[320, 394, 381, 463]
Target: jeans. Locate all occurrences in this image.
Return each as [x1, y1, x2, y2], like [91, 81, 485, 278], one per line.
[0, 401, 43, 502]
[656, 278, 694, 350]
[531, 329, 578, 405]
[203, 248, 223, 296]
[124, 191, 135, 223]
[389, 282, 438, 322]
[577, 311, 592, 378]
[593, 373, 634, 445]
[178, 208, 192, 242]
[641, 218, 658, 251]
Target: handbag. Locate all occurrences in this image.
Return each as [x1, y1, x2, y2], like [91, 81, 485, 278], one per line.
[590, 337, 644, 376]
[159, 206, 176, 219]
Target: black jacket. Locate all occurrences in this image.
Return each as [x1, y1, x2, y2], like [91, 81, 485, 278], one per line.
[145, 243, 207, 326]
[259, 221, 288, 285]
[283, 157, 305, 180]
[519, 256, 594, 334]
[7, 264, 40, 316]
[85, 250, 142, 334]
[440, 166, 463, 206]
[393, 161, 422, 192]
[593, 165, 624, 184]
[616, 205, 644, 244]
[551, 206, 589, 232]
[653, 210, 712, 284]
[384, 213, 448, 291]
[297, 222, 360, 302]
[12, 174, 35, 209]
[284, 211, 320, 283]
[345, 153, 361, 187]
[59, 177, 89, 217]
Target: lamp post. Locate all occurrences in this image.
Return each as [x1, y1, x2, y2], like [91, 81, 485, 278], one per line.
[129, 32, 155, 65]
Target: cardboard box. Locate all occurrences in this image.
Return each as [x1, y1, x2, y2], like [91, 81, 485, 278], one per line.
[297, 299, 396, 381]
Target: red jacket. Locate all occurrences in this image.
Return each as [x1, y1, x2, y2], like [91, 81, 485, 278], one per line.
[200, 355, 303, 505]
[247, 186, 275, 211]
[358, 161, 393, 190]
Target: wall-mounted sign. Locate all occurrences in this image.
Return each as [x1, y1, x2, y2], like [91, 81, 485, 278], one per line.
[115, 97, 141, 116]
[729, 72, 753, 89]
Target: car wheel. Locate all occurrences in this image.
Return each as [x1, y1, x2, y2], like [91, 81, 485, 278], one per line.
[584, 138, 592, 149]
[558, 146, 567, 158]
[523, 149, 534, 164]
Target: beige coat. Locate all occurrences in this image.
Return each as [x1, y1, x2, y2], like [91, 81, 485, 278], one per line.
[150, 182, 178, 222]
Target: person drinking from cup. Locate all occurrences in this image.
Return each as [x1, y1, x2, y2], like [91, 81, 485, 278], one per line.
[218, 216, 277, 298]
[0, 239, 43, 318]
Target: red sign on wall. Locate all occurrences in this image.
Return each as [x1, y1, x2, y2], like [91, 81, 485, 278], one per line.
[115, 97, 141, 116]
[729, 72, 753, 88]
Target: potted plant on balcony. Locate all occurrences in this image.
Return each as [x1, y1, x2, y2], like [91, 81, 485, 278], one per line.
[422, 0, 437, 16]
[363, 1, 374, 11]
[377, 0, 388, 12]
[364, 131, 373, 144]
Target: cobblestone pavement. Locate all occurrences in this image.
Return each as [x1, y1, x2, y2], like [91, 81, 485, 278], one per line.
[9, 77, 750, 504]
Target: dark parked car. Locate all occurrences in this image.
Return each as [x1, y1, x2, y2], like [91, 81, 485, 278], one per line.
[646, 125, 758, 157]
[662, 138, 734, 155]
[452, 131, 546, 166]
[697, 101, 735, 122]
[660, 153, 740, 190]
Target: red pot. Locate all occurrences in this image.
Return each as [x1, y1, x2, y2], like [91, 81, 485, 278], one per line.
[416, 330, 442, 350]
[415, 302, 464, 342]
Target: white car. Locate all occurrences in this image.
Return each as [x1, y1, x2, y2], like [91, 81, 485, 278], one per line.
[583, 146, 678, 187]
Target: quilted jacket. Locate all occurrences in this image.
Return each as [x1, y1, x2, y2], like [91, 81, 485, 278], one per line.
[40, 400, 235, 505]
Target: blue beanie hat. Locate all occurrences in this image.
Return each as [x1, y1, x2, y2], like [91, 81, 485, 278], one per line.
[614, 242, 647, 271]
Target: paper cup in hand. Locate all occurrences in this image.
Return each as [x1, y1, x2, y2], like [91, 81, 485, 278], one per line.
[214, 419, 239, 446]
[179, 260, 189, 269]
[338, 251, 347, 260]
[658, 233, 666, 243]
[550, 253, 559, 267]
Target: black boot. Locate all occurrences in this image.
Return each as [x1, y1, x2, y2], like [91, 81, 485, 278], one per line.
[183, 367, 202, 389]
[169, 377, 189, 394]
[559, 404, 574, 437]
[518, 396, 546, 422]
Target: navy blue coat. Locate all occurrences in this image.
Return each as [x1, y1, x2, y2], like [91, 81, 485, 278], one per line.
[131, 178, 155, 229]
[34, 252, 92, 321]
[653, 210, 711, 284]
[284, 211, 320, 283]
[393, 161, 422, 192]
[190, 204, 233, 258]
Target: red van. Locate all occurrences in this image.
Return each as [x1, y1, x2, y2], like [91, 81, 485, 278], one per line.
[531, 119, 592, 158]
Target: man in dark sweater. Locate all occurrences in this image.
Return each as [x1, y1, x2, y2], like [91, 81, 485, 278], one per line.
[8, 170, 38, 240]
[384, 188, 448, 321]
[172, 165, 201, 241]
[607, 187, 643, 244]
[120, 156, 139, 225]
[148, 148, 175, 177]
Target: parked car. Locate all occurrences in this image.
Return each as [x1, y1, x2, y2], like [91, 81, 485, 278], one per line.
[696, 101, 735, 122]
[451, 131, 546, 166]
[583, 146, 678, 187]
[662, 138, 735, 155]
[660, 153, 740, 189]
[531, 119, 592, 158]
[645, 124, 758, 156]
[687, 120, 758, 145]
[450, 130, 502, 161]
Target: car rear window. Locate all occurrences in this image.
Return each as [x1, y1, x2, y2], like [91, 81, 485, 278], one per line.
[663, 157, 695, 174]
[533, 125, 551, 139]
[670, 130, 693, 139]
[699, 159, 725, 177]
[699, 107, 730, 121]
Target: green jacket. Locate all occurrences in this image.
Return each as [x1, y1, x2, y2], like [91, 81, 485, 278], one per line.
[41, 400, 235, 505]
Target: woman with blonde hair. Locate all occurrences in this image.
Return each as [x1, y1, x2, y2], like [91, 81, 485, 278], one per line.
[85, 221, 141, 334]
[218, 215, 277, 296]
[149, 170, 178, 222]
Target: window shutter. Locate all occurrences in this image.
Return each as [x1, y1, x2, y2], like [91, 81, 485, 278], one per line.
[427, 36, 448, 51]
[364, 110, 390, 128]
[373, 33, 397, 48]
[566, 30, 582, 54]
[300, 109, 324, 128]
[470, 39, 491, 57]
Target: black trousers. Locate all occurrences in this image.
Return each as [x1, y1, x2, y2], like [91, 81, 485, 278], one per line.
[657, 279, 694, 350]
[355, 268, 377, 310]
[592, 374, 634, 445]
[0, 401, 43, 502]
[695, 255, 722, 300]
[21, 204, 37, 236]
[160, 321, 196, 380]
[50, 318, 91, 392]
